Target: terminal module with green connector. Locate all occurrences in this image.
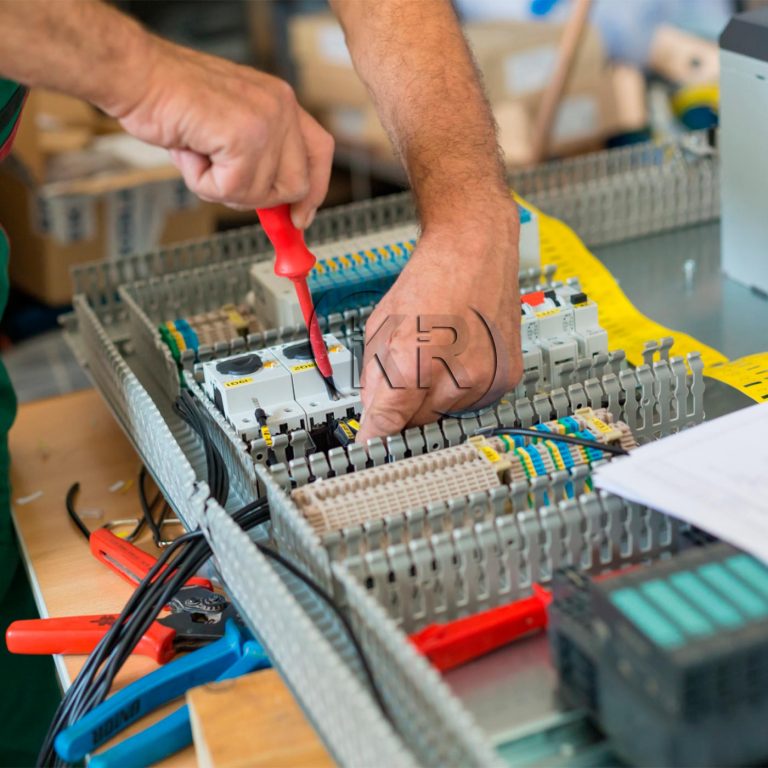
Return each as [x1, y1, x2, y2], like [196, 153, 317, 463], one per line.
[550, 543, 768, 768]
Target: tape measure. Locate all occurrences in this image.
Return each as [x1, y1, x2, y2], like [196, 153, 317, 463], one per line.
[522, 196, 768, 403]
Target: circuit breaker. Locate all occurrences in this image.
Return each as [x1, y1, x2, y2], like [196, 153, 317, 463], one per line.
[201, 335, 360, 439]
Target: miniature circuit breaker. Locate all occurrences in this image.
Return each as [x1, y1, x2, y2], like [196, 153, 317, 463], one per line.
[550, 543, 768, 767]
[520, 284, 608, 388]
[201, 334, 360, 439]
[249, 203, 541, 328]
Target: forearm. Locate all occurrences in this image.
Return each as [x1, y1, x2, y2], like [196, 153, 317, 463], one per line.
[331, 0, 513, 230]
[0, 0, 154, 117]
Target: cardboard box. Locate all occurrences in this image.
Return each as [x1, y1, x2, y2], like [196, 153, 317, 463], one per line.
[609, 65, 648, 133]
[0, 167, 215, 306]
[294, 60, 369, 110]
[495, 66, 626, 166]
[289, 13, 369, 109]
[0, 89, 216, 306]
[465, 21, 606, 102]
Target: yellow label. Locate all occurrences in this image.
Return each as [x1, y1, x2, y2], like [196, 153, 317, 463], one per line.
[352, 253, 364, 264]
[587, 418, 612, 434]
[226, 309, 246, 329]
[291, 362, 316, 372]
[479, 445, 501, 463]
[328, 345, 342, 354]
[521, 193, 727, 369]
[314, 263, 325, 274]
[263, 360, 277, 369]
[339, 256, 351, 269]
[224, 377, 253, 388]
[536, 308, 560, 318]
[338, 423, 354, 439]
[347, 418, 361, 430]
[260, 425, 273, 447]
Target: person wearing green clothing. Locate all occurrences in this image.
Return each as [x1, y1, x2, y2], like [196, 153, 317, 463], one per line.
[0, 0, 521, 762]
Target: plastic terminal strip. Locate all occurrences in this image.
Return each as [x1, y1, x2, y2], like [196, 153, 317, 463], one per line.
[291, 444, 503, 536]
[249, 204, 541, 329]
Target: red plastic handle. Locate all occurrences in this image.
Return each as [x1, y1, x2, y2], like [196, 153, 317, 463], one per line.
[256, 205, 333, 379]
[410, 586, 551, 672]
[5, 616, 177, 664]
[90, 528, 212, 590]
[256, 204, 316, 280]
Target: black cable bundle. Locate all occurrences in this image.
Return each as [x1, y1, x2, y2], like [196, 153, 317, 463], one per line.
[43, 391, 393, 764]
[38, 496, 270, 767]
[173, 389, 229, 505]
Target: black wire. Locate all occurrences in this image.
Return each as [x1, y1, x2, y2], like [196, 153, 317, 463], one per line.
[256, 542, 393, 726]
[65, 483, 91, 542]
[38, 530, 204, 766]
[39, 495, 274, 765]
[479, 426, 630, 457]
[138, 466, 166, 546]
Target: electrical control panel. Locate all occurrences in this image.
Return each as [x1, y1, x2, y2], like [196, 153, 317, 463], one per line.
[249, 203, 541, 329]
[201, 334, 360, 440]
[86, 168, 743, 768]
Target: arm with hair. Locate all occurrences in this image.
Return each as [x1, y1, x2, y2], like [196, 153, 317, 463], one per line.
[0, 0, 333, 223]
[331, 0, 522, 440]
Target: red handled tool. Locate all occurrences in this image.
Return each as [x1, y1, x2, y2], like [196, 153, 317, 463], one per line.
[256, 204, 335, 387]
[6, 587, 238, 664]
[89, 527, 211, 591]
[410, 585, 552, 672]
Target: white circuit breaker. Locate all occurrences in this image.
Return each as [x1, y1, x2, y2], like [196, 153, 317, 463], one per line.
[520, 284, 608, 388]
[201, 334, 360, 439]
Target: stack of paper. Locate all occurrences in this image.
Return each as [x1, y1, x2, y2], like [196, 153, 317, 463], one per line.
[595, 403, 768, 562]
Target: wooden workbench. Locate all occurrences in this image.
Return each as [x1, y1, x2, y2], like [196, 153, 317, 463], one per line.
[9, 388, 329, 766]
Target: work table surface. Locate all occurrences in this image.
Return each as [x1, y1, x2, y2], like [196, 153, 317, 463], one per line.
[8, 387, 327, 766]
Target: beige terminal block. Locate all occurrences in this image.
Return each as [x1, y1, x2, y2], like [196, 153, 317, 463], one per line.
[188, 669, 334, 768]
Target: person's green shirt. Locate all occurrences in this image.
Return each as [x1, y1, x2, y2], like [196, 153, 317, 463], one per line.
[0, 77, 25, 599]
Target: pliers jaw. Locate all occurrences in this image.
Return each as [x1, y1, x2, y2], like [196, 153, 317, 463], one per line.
[159, 586, 241, 650]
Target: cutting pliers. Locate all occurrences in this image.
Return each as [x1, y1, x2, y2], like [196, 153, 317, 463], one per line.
[55, 620, 271, 767]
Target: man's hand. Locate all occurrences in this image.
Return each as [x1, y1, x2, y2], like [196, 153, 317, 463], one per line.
[114, 41, 334, 227]
[0, 1, 334, 228]
[356, 203, 522, 443]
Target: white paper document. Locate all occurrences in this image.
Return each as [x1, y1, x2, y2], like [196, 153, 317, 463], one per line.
[594, 403, 768, 562]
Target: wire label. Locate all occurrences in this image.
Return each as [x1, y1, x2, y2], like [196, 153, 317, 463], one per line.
[223, 377, 254, 388]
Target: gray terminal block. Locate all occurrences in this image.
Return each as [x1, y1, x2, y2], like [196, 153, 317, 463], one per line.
[720, 7, 768, 296]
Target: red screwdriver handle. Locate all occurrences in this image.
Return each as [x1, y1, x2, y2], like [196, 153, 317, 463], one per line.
[90, 528, 212, 591]
[5, 616, 177, 664]
[256, 204, 316, 279]
[410, 587, 551, 672]
[256, 205, 334, 380]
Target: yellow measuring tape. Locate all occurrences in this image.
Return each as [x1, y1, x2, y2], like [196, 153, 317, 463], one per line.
[524, 198, 768, 403]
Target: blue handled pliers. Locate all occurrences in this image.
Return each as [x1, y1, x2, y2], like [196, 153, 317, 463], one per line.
[55, 620, 271, 767]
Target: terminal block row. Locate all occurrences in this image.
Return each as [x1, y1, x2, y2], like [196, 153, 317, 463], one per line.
[290, 408, 635, 539]
[248, 204, 540, 328]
